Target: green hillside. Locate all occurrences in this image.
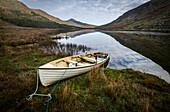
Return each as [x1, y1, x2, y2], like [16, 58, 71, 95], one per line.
[0, 0, 78, 29]
[99, 0, 170, 32]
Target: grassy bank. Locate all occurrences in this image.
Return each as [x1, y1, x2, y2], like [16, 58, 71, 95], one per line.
[0, 28, 58, 46]
[0, 29, 169, 112]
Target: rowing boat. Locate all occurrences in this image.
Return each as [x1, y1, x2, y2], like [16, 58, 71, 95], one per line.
[38, 52, 110, 86]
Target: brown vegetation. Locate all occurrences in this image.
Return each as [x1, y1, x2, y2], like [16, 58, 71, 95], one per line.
[114, 8, 166, 29]
[0, 0, 32, 14]
[0, 28, 58, 46]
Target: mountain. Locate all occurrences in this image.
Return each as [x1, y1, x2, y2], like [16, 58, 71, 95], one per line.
[99, 0, 170, 32]
[68, 18, 88, 26]
[0, 0, 86, 29]
[67, 18, 96, 28]
[0, 0, 77, 29]
[31, 9, 66, 24]
[31, 9, 96, 28]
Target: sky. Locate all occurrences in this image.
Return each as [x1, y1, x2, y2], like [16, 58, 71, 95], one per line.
[19, 0, 150, 25]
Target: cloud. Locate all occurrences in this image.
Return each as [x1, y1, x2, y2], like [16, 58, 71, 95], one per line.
[19, 0, 150, 25]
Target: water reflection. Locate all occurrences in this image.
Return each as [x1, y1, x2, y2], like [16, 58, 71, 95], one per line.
[51, 29, 95, 39]
[56, 30, 170, 83]
[103, 31, 170, 74]
[39, 40, 92, 56]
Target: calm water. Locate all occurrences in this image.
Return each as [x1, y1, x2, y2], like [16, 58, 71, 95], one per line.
[52, 30, 170, 83]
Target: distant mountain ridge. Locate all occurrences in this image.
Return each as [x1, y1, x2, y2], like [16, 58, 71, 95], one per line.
[0, 0, 95, 28]
[99, 0, 170, 32]
[67, 18, 93, 26]
[32, 9, 96, 28]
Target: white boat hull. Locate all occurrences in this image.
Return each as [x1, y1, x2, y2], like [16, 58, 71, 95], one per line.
[38, 52, 110, 86]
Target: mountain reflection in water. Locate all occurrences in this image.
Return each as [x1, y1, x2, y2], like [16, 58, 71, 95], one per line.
[103, 31, 170, 74]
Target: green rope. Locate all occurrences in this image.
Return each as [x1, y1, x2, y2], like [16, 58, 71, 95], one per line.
[46, 96, 50, 112]
[46, 68, 68, 112]
[50, 68, 68, 94]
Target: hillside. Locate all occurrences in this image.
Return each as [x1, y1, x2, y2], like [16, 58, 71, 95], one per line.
[0, 0, 78, 29]
[31, 9, 96, 28]
[0, 19, 21, 28]
[0, 0, 32, 14]
[99, 0, 170, 32]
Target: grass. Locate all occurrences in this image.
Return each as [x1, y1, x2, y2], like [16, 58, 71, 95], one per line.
[0, 28, 59, 46]
[0, 28, 169, 112]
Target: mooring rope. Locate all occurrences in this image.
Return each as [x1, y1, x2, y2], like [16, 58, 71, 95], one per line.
[26, 70, 52, 101]
[26, 68, 68, 112]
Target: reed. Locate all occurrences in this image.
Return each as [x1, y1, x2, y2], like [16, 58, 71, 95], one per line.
[145, 97, 150, 112]
[99, 68, 108, 82]
[62, 84, 68, 103]
[87, 71, 93, 87]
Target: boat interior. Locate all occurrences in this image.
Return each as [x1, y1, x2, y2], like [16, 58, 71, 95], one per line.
[50, 52, 109, 68]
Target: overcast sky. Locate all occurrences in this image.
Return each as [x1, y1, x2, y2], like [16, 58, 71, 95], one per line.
[19, 0, 150, 25]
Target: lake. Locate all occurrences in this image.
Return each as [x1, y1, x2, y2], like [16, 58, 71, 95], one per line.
[47, 30, 170, 83]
